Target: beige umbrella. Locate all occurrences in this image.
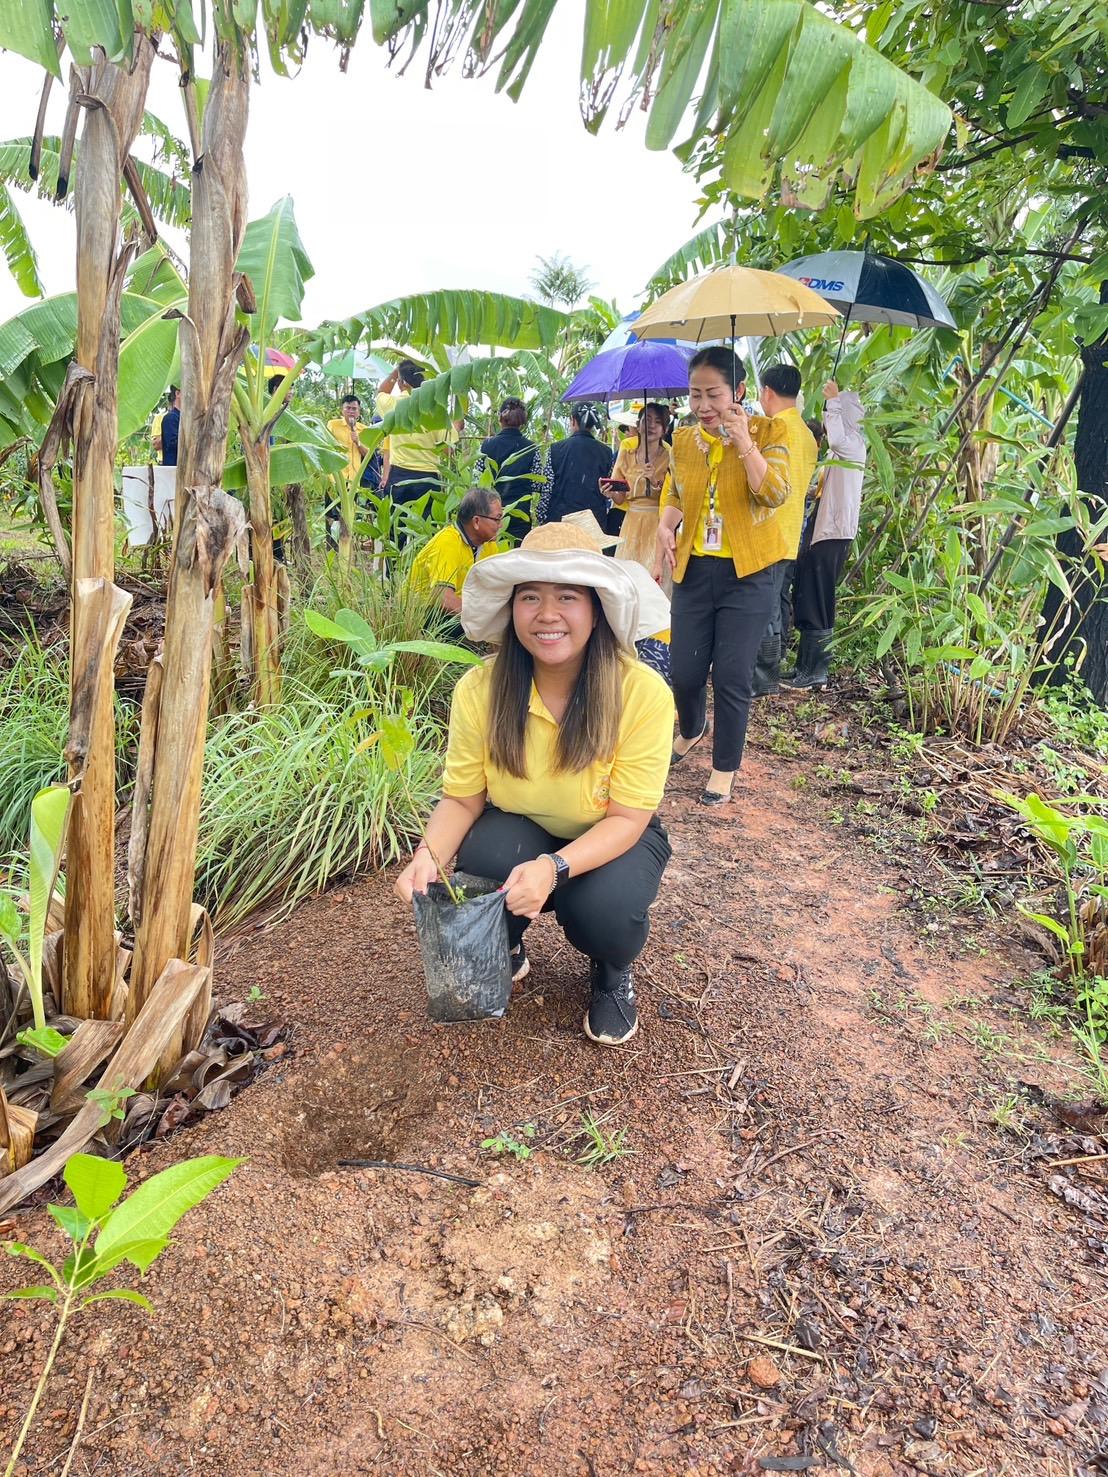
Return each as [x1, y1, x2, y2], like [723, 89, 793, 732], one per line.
[634, 265, 840, 341]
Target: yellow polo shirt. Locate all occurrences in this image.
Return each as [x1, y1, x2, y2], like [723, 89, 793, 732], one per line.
[442, 659, 674, 839]
[376, 389, 458, 474]
[756, 406, 818, 558]
[409, 524, 500, 598]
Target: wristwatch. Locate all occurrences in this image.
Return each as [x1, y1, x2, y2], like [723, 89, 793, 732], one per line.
[541, 852, 571, 891]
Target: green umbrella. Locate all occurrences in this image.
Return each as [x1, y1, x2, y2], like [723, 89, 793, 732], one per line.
[320, 348, 394, 381]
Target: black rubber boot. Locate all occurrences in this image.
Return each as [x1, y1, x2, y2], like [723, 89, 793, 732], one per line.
[751, 635, 781, 698]
[583, 960, 639, 1045]
[783, 629, 833, 689]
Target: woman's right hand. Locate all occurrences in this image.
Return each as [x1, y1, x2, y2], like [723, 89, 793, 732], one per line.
[394, 847, 441, 904]
[655, 523, 676, 580]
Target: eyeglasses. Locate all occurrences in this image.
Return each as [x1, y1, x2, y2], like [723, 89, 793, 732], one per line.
[478, 512, 505, 525]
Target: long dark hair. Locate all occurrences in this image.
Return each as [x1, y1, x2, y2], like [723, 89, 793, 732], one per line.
[487, 592, 624, 778]
[637, 402, 671, 456]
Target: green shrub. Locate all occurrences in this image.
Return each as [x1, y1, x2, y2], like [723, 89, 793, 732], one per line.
[195, 687, 442, 929]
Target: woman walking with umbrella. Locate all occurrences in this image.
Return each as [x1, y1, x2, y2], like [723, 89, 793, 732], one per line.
[608, 403, 674, 591]
[655, 346, 794, 807]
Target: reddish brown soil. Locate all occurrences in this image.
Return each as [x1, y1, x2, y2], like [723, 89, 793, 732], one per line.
[3, 711, 1107, 1476]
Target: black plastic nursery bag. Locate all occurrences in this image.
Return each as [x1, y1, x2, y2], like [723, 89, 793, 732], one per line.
[412, 872, 512, 1023]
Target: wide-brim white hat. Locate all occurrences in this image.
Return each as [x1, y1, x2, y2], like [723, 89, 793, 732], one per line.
[461, 522, 670, 652]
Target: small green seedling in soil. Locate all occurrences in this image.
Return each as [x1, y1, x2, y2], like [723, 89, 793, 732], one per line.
[989, 1092, 1027, 1137]
[2, 1150, 241, 1477]
[86, 1085, 136, 1126]
[768, 726, 801, 758]
[481, 1125, 536, 1161]
[573, 1112, 632, 1169]
[246, 984, 267, 1004]
[966, 1020, 1009, 1056]
[921, 1019, 952, 1047]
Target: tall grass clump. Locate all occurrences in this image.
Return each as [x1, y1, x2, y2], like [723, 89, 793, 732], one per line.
[195, 687, 443, 930]
[0, 637, 141, 857]
[0, 640, 68, 854]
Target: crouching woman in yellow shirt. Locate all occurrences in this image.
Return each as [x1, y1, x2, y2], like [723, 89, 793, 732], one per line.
[395, 523, 674, 1046]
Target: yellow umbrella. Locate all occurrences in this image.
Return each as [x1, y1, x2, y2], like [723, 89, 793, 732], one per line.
[634, 265, 840, 341]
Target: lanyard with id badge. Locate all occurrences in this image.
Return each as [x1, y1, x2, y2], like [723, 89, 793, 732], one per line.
[703, 458, 724, 551]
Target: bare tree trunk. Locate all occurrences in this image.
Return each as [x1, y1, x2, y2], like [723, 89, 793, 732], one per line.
[1041, 281, 1108, 700]
[240, 432, 282, 704]
[64, 40, 156, 1020]
[128, 49, 249, 1055]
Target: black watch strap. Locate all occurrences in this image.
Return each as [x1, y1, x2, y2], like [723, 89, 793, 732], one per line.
[543, 852, 571, 890]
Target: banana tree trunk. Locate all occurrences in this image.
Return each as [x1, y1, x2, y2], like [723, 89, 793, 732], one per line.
[64, 40, 156, 1020]
[338, 476, 355, 571]
[128, 49, 250, 1052]
[286, 481, 312, 575]
[240, 432, 282, 704]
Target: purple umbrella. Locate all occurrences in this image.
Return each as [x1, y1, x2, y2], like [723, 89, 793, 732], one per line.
[562, 340, 693, 403]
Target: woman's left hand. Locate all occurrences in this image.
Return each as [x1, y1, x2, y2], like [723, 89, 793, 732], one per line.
[501, 858, 557, 919]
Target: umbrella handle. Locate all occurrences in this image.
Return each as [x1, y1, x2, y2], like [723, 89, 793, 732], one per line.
[831, 302, 852, 377]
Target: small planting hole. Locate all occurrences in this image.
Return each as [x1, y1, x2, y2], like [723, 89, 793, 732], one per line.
[277, 1044, 435, 1177]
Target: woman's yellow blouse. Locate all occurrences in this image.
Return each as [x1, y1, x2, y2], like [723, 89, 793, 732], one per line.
[442, 659, 674, 840]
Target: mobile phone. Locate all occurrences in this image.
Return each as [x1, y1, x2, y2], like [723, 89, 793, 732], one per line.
[601, 479, 630, 493]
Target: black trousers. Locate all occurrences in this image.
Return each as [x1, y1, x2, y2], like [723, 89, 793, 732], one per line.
[761, 558, 793, 641]
[456, 806, 671, 968]
[385, 467, 441, 548]
[670, 556, 778, 771]
[794, 538, 852, 632]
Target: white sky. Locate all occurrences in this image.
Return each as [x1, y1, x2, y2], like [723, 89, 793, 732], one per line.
[0, 16, 706, 329]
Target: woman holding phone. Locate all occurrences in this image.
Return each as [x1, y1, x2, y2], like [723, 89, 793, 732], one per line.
[605, 402, 674, 592]
[654, 347, 794, 807]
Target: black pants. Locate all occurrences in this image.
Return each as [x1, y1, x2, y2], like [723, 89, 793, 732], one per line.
[670, 556, 778, 771]
[794, 538, 852, 631]
[761, 558, 793, 641]
[456, 806, 671, 968]
[385, 467, 441, 548]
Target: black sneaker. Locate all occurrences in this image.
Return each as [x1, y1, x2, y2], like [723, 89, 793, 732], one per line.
[510, 941, 530, 984]
[583, 960, 639, 1045]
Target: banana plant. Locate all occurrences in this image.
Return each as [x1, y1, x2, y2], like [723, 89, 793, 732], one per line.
[0, 113, 192, 299]
[229, 195, 315, 705]
[0, 783, 72, 1057]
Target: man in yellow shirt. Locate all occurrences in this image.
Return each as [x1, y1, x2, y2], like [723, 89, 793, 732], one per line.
[749, 363, 819, 697]
[408, 488, 504, 622]
[327, 394, 368, 483]
[377, 360, 461, 544]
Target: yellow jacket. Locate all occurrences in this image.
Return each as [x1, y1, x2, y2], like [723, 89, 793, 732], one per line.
[662, 420, 794, 581]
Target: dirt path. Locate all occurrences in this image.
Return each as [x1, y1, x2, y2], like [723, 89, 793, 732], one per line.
[3, 718, 1107, 1476]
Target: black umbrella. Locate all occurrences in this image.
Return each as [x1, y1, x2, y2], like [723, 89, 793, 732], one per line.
[778, 249, 957, 372]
